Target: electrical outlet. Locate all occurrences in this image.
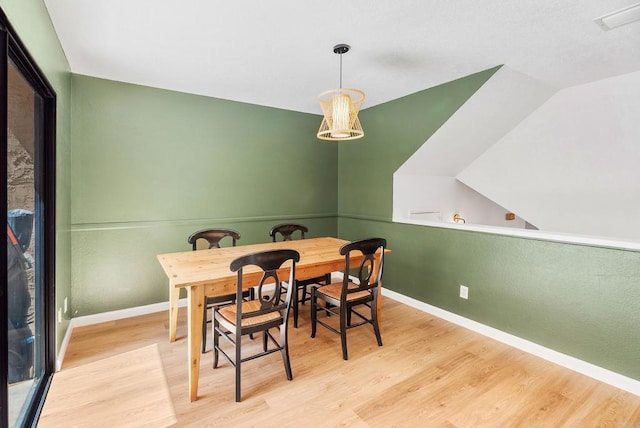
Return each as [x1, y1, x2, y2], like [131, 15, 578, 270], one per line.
[58, 308, 62, 323]
[64, 297, 68, 313]
[459, 285, 469, 299]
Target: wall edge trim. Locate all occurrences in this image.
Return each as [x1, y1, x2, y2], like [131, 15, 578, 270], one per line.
[70, 213, 338, 232]
[394, 218, 640, 252]
[382, 288, 640, 397]
[55, 322, 73, 372]
[337, 213, 390, 223]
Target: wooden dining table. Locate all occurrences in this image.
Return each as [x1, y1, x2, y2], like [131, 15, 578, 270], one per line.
[156, 236, 389, 402]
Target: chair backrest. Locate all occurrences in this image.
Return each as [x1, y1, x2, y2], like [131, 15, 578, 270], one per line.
[339, 238, 386, 299]
[188, 228, 240, 250]
[230, 249, 300, 326]
[269, 223, 308, 242]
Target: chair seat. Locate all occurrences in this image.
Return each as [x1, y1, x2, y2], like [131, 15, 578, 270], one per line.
[218, 300, 282, 328]
[206, 294, 235, 305]
[316, 281, 371, 301]
[297, 275, 329, 286]
[206, 290, 250, 306]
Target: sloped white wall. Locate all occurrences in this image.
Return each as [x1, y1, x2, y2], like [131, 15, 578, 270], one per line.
[457, 70, 640, 241]
[396, 174, 527, 228]
[394, 66, 556, 227]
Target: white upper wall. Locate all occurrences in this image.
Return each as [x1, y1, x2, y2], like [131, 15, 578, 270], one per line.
[397, 66, 556, 176]
[394, 66, 555, 227]
[457, 70, 640, 241]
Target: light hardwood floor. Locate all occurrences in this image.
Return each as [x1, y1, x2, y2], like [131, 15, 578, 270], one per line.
[42, 297, 640, 427]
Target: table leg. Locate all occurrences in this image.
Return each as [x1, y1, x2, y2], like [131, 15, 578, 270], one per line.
[169, 284, 180, 342]
[188, 285, 205, 402]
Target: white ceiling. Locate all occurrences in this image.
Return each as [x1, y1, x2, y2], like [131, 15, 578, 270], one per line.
[44, 0, 640, 114]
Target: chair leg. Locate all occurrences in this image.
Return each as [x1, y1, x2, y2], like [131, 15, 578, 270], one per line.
[310, 287, 317, 338]
[340, 306, 348, 360]
[293, 281, 299, 328]
[299, 283, 307, 305]
[202, 305, 208, 354]
[212, 315, 219, 368]
[372, 301, 383, 347]
[263, 330, 268, 352]
[235, 329, 242, 402]
[247, 290, 255, 341]
[280, 322, 293, 381]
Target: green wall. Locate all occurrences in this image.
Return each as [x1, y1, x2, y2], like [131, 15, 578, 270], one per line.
[69, 75, 338, 315]
[0, 0, 72, 351]
[337, 70, 640, 381]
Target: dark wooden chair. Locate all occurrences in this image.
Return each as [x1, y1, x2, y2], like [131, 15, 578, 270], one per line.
[269, 223, 331, 327]
[269, 223, 308, 241]
[187, 228, 252, 353]
[310, 237, 386, 360]
[213, 249, 300, 402]
[189, 228, 241, 251]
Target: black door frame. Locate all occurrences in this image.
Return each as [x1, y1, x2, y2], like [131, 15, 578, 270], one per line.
[1, 7, 56, 427]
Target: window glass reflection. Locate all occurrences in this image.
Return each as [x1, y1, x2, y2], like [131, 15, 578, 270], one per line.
[7, 58, 38, 427]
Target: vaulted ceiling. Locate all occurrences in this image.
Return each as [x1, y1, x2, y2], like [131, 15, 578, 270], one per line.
[44, 1, 640, 114]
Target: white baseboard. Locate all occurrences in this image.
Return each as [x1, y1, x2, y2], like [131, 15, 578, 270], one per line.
[382, 288, 640, 397]
[56, 298, 188, 371]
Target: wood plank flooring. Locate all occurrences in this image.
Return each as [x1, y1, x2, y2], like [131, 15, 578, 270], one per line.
[39, 344, 176, 427]
[41, 297, 640, 427]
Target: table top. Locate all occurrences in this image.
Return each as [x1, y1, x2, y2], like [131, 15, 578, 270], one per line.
[157, 236, 360, 290]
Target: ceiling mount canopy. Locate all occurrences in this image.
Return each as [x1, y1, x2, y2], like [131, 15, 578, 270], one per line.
[317, 44, 365, 141]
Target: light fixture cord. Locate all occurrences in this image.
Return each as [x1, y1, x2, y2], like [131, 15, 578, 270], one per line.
[339, 53, 343, 89]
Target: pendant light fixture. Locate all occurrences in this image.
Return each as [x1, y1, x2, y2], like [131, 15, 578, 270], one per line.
[317, 44, 365, 141]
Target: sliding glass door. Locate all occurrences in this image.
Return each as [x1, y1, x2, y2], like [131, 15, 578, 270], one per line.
[2, 9, 56, 428]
